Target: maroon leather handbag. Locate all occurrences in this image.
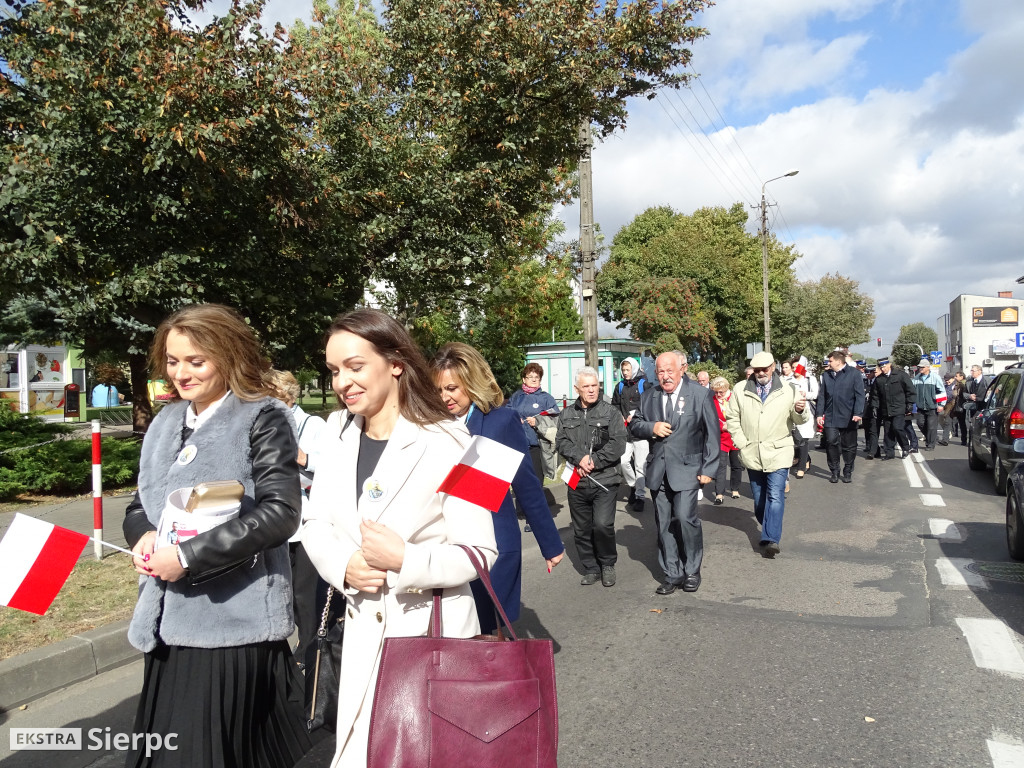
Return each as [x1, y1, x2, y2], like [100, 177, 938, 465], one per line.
[367, 545, 558, 768]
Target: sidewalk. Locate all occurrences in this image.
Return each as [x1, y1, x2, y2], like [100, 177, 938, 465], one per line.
[0, 481, 571, 712]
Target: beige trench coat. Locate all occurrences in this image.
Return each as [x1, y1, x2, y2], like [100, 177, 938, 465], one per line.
[302, 412, 498, 768]
[724, 376, 810, 472]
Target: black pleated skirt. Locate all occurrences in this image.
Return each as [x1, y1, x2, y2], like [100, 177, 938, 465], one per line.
[125, 640, 314, 768]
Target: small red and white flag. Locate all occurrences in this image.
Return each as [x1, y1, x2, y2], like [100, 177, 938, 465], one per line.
[0, 514, 89, 615]
[437, 435, 523, 512]
[561, 463, 581, 490]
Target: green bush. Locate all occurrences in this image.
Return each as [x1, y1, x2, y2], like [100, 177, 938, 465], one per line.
[0, 436, 140, 501]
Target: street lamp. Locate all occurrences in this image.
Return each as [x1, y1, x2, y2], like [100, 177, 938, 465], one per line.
[760, 169, 799, 355]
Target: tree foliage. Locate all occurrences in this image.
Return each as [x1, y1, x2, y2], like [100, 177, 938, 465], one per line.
[597, 203, 797, 363]
[772, 273, 876, 368]
[891, 322, 938, 369]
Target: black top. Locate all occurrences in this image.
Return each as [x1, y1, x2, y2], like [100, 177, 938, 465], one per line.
[356, 430, 389, 502]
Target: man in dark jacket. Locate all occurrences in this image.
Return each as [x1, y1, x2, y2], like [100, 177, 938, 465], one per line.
[556, 366, 628, 587]
[862, 365, 881, 459]
[869, 357, 917, 459]
[611, 356, 648, 512]
[817, 350, 866, 483]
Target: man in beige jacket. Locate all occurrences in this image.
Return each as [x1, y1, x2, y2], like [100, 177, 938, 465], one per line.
[725, 351, 809, 558]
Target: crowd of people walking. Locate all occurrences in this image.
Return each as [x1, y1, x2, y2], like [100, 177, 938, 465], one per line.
[122, 303, 970, 768]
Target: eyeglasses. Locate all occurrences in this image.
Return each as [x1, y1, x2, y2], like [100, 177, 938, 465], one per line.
[752, 367, 771, 374]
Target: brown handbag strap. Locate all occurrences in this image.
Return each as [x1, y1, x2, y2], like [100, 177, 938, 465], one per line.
[427, 546, 520, 641]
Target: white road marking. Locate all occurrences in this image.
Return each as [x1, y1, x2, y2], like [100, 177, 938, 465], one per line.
[918, 460, 943, 489]
[903, 456, 923, 487]
[936, 557, 988, 589]
[955, 618, 1024, 676]
[928, 518, 963, 540]
[921, 494, 946, 507]
[987, 739, 1024, 768]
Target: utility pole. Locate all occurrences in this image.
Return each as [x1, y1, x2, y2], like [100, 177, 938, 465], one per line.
[756, 170, 799, 357]
[579, 121, 598, 369]
[760, 192, 771, 355]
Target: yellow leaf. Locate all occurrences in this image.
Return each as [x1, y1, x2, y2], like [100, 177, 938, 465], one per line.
[864, 717, 875, 723]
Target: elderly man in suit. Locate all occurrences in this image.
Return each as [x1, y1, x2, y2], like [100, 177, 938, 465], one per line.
[629, 350, 719, 595]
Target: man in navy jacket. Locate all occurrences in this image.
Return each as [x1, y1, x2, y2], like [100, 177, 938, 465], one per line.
[817, 350, 866, 483]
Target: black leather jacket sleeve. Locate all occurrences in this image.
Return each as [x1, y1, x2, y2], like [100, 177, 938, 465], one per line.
[123, 490, 156, 548]
[176, 405, 301, 581]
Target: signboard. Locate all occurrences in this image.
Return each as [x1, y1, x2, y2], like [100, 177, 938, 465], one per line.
[972, 306, 1019, 327]
[63, 383, 81, 420]
[992, 339, 1018, 355]
[1016, 332, 1024, 348]
[929, 350, 943, 364]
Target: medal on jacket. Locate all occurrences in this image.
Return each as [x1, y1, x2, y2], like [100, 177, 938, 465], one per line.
[363, 477, 386, 502]
[176, 445, 198, 466]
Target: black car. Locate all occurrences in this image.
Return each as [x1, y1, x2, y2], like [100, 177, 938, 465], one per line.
[1006, 438, 1024, 559]
[966, 362, 1024, 495]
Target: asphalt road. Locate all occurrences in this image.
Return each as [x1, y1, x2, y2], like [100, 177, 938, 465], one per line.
[3, 438, 1023, 767]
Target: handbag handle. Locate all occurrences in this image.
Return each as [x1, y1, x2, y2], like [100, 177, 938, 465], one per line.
[429, 545, 519, 641]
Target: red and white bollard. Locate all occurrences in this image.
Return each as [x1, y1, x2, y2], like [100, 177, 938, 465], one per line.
[92, 420, 103, 560]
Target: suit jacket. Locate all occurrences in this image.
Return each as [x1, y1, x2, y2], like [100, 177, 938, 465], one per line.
[818, 364, 865, 428]
[629, 377, 719, 491]
[302, 412, 498, 767]
[465, 404, 563, 631]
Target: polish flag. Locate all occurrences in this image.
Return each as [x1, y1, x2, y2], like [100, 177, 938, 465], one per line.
[561, 464, 581, 490]
[437, 436, 523, 512]
[0, 514, 89, 615]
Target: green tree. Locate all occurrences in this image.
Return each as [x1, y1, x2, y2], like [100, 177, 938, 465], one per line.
[772, 273, 876, 367]
[0, 0, 361, 430]
[292, 0, 710, 323]
[598, 203, 796, 363]
[891, 322, 938, 369]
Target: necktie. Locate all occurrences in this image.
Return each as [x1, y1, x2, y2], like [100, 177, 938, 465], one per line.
[757, 384, 768, 403]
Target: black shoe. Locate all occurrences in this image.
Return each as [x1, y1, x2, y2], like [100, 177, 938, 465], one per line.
[760, 541, 780, 559]
[629, 499, 646, 512]
[881, 454, 894, 461]
[580, 572, 599, 586]
[961, 441, 967, 447]
[841, 476, 852, 483]
[865, 453, 875, 460]
[910, 448, 919, 454]
[829, 474, 839, 483]
[682, 573, 701, 592]
[939, 440, 949, 446]
[601, 566, 616, 587]
[627, 488, 637, 505]
[713, 495, 724, 505]
[655, 581, 678, 595]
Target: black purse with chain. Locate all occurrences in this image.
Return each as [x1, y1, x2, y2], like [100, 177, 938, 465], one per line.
[304, 585, 345, 733]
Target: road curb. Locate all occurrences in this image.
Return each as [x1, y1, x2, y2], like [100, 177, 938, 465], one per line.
[0, 620, 139, 712]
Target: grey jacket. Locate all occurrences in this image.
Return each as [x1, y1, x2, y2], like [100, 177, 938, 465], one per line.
[126, 396, 299, 652]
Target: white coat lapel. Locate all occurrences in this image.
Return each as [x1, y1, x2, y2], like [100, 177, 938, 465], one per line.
[358, 415, 427, 523]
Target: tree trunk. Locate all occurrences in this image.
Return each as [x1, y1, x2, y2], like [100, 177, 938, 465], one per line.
[128, 353, 154, 433]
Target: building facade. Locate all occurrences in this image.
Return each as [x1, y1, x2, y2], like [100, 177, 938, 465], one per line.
[944, 292, 1024, 376]
[523, 339, 654, 405]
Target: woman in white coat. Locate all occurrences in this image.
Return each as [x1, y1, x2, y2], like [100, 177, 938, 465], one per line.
[302, 309, 498, 768]
[790, 361, 819, 477]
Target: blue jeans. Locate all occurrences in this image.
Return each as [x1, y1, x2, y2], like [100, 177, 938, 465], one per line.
[748, 468, 788, 544]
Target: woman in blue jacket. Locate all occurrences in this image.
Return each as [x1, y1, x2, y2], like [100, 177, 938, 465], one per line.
[433, 344, 565, 633]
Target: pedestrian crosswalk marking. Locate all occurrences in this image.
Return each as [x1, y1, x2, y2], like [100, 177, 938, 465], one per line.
[987, 738, 1024, 768]
[956, 618, 1024, 676]
[936, 557, 988, 589]
[921, 494, 946, 507]
[928, 518, 963, 540]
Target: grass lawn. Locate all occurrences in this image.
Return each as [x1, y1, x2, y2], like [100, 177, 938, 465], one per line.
[0, 553, 138, 661]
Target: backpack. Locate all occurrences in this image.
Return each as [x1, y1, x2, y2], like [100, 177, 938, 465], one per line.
[617, 378, 644, 396]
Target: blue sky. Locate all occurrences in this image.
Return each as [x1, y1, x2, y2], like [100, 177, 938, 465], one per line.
[199, 0, 1024, 358]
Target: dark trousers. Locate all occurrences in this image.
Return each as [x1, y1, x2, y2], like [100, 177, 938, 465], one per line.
[714, 448, 743, 496]
[792, 432, 810, 470]
[567, 480, 618, 573]
[915, 409, 937, 448]
[863, 414, 881, 455]
[904, 417, 919, 450]
[825, 425, 859, 478]
[954, 411, 967, 444]
[882, 414, 911, 456]
[652, 482, 703, 583]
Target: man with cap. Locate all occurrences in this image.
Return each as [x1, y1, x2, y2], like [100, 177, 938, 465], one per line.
[725, 352, 809, 558]
[612, 356, 649, 512]
[912, 359, 947, 451]
[869, 357, 917, 459]
[862, 364, 881, 458]
[817, 350, 866, 482]
[630, 350, 719, 593]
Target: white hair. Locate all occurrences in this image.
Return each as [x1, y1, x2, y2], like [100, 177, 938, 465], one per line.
[657, 350, 687, 365]
[575, 366, 599, 385]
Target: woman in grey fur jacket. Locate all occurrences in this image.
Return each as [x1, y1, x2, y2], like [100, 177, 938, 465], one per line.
[123, 304, 311, 768]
